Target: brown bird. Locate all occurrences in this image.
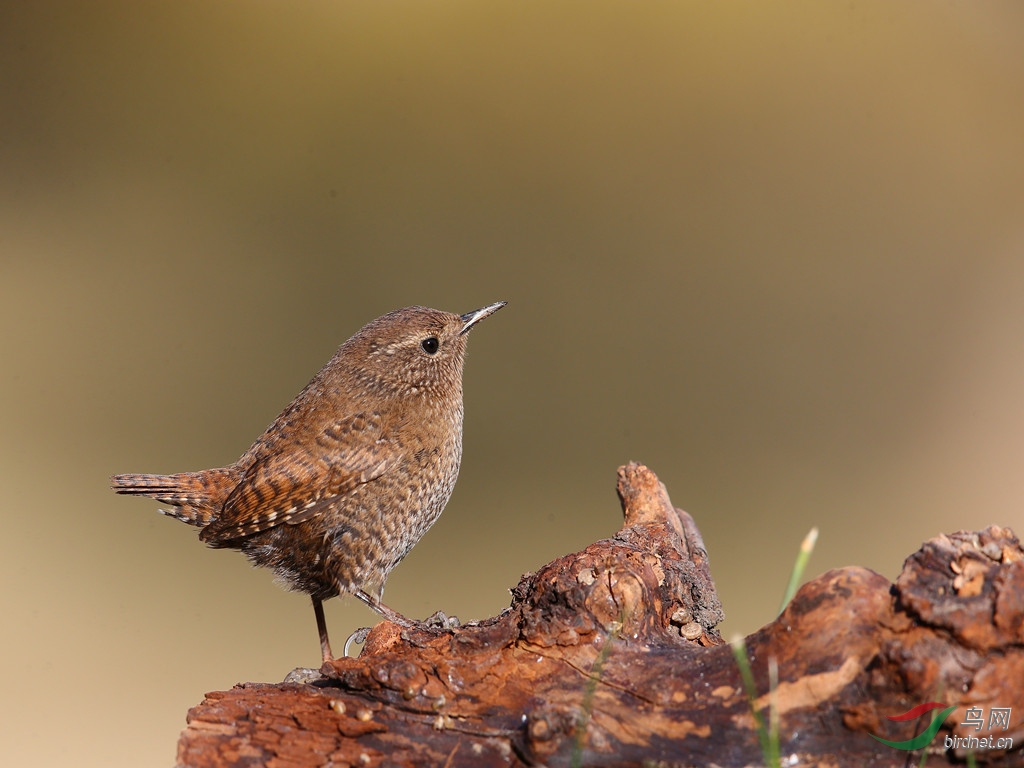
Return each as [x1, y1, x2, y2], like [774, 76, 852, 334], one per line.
[112, 302, 505, 664]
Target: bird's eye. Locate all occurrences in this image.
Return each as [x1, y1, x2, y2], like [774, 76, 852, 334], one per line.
[421, 337, 439, 355]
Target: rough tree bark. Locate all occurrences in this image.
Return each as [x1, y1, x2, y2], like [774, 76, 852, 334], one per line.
[177, 463, 1024, 767]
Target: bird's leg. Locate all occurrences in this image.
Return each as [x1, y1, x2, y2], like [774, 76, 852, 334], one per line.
[313, 596, 334, 664]
[354, 588, 415, 627]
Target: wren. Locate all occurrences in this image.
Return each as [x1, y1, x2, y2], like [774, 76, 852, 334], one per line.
[112, 302, 505, 663]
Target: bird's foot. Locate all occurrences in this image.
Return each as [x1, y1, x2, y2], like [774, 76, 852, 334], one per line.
[422, 610, 460, 629]
[343, 626, 372, 657]
[283, 667, 324, 684]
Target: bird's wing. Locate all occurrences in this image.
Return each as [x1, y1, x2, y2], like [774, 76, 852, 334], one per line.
[199, 411, 391, 544]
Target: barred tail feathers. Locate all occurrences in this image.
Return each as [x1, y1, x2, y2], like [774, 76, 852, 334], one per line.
[111, 468, 237, 528]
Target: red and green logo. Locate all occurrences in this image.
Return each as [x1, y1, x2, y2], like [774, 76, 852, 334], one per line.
[870, 702, 957, 751]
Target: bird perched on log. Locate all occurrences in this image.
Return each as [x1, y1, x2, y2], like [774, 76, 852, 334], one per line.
[112, 302, 506, 664]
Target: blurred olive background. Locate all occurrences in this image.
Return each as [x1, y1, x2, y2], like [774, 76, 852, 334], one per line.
[3, 2, 1024, 765]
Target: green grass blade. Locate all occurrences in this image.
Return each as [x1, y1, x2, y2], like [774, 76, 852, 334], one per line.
[779, 527, 819, 614]
[730, 635, 780, 768]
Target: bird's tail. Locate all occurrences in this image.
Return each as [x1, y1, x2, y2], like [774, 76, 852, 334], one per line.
[111, 469, 236, 527]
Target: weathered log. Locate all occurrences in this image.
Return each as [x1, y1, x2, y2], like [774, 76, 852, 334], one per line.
[177, 463, 1024, 767]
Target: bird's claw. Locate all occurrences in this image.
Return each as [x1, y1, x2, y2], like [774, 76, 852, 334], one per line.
[343, 626, 372, 657]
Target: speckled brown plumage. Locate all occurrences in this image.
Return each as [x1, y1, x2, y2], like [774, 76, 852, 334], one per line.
[112, 302, 505, 663]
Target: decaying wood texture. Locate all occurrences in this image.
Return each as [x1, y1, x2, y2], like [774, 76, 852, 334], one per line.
[177, 463, 1024, 767]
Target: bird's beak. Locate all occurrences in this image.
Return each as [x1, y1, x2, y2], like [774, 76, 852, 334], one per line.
[459, 301, 507, 335]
